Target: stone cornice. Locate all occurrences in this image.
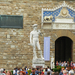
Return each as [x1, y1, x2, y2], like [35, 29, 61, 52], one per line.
[42, 1, 75, 11]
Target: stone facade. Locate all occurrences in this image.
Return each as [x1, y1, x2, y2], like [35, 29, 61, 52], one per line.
[0, 0, 75, 70]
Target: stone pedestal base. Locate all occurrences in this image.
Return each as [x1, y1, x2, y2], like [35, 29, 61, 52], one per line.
[32, 58, 45, 68]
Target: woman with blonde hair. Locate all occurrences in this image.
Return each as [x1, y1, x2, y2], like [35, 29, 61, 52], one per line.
[6, 71, 12, 75]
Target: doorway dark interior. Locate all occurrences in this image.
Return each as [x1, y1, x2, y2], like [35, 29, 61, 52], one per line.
[55, 36, 73, 64]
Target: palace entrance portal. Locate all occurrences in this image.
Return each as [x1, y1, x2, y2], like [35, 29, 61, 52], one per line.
[55, 36, 73, 63]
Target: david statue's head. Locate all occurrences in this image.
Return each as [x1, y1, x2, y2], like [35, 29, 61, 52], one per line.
[32, 24, 38, 30]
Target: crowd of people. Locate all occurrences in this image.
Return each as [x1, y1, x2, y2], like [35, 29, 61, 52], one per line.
[56, 61, 75, 75]
[0, 66, 54, 75]
[0, 68, 12, 75]
[0, 61, 75, 75]
[56, 61, 75, 69]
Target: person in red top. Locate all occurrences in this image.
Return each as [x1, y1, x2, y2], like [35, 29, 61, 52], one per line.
[20, 71, 25, 75]
[41, 70, 44, 75]
[3, 69, 6, 74]
[73, 62, 75, 69]
[56, 61, 59, 66]
[70, 61, 73, 69]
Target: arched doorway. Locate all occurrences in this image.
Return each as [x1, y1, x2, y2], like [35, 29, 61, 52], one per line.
[55, 36, 73, 64]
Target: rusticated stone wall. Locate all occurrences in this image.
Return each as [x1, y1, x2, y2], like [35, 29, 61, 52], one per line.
[0, 0, 75, 70]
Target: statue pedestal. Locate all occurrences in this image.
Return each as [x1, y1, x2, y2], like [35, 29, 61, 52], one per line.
[32, 58, 45, 68]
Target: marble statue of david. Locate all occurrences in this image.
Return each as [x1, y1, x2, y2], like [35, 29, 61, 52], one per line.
[30, 24, 44, 60]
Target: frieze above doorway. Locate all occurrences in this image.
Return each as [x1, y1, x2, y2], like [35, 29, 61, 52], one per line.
[41, 1, 75, 29]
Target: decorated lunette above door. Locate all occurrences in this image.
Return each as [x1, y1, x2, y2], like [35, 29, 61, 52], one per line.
[41, 1, 75, 29]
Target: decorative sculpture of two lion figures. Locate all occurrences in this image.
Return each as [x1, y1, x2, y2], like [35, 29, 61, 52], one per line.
[44, 15, 53, 22]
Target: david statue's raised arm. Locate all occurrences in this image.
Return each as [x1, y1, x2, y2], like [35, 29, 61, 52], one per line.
[37, 29, 42, 37]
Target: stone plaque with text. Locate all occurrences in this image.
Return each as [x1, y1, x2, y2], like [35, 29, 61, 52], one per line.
[0, 15, 23, 28]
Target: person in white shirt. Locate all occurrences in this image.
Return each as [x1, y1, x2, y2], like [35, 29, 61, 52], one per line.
[17, 68, 20, 75]
[13, 68, 16, 75]
[69, 69, 74, 75]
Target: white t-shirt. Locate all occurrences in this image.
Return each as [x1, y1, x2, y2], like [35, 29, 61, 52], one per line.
[13, 70, 15, 74]
[47, 68, 50, 72]
[73, 63, 75, 67]
[69, 70, 74, 74]
[17, 70, 20, 75]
